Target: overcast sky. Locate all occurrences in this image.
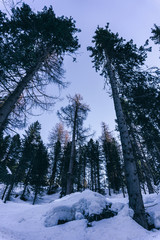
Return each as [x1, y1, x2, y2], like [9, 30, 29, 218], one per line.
[1, 0, 160, 142]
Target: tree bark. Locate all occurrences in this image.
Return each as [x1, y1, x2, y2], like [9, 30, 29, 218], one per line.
[105, 53, 148, 229]
[66, 105, 78, 195]
[48, 161, 57, 194]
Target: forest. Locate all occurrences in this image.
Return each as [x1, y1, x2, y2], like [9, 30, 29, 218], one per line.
[0, 1, 160, 233]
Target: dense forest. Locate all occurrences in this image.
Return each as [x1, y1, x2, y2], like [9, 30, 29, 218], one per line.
[0, 2, 160, 231]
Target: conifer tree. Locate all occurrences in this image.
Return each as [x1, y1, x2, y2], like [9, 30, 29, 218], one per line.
[86, 139, 102, 193]
[48, 123, 69, 194]
[1, 134, 21, 200]
[101, 123, 123, 195]
[76, 145, 87, 191]
[30, 141, 49, 205]
[48, 140, 61, 194]
[20, 121, 41, 200]
[3, 121, 41, 202]
[60, 142, 71, 197]
[88, 25, 148, 228]
[58, 94, 90, 194]
[0, 3, 80, 132]
[0, 134, 11, 186]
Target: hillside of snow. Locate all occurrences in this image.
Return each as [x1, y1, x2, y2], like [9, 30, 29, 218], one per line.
[0, 189, 160, 240]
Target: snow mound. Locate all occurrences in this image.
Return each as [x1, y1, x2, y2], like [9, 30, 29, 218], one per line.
[110, 202, 125, 213]
[143, 193, 160, 229]
[44, 190, 110, 227]
[147, 204, 160, 229]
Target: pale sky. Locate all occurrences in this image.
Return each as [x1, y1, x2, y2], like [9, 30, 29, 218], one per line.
[1, 0, 160, 142]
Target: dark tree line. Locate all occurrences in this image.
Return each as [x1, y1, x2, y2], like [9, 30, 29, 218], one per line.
[0, 121, 49, 204]
[1, 117, 157, 206]
[0, 120, 125, 203]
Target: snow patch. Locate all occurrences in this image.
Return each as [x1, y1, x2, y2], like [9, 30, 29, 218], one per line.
[44, 189, 110, 227]
[6, 166, 12, 175]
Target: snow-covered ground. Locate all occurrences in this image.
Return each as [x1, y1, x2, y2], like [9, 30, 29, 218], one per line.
[0, 189, 160, 240]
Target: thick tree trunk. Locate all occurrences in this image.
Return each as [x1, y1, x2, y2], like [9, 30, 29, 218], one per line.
[66, 106, 78, 195]
[105, 54, 148, 229]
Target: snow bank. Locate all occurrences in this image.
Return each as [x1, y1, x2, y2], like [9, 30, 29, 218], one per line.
[1, 190, 160, 240]
[144, 193, 160, 229]
[44, 189, 110, 227]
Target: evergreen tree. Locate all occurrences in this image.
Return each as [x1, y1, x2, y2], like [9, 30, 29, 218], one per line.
[86, 139, 102, 193]
[101, 123, 123, 195]
[48, 140, 61, 194]
[30, 141, 49, 205]
[59, 142, 71, 197]
[58, 94, 90, 194]
[20, 121, 41, 200]
[48, 123, 69, 194]
[3, 134, 21, 172]
[120, 83, 158, 192]
[88, 24, 148, 228]
[3, 121, 42, 202]
[76, 144, 88, 192]
[0, 134, 11, 185]
[1, 134, 21, 200]
[0, 3, 80, 132]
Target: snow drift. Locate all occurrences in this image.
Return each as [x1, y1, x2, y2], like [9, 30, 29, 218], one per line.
[44, 189, 113, 227]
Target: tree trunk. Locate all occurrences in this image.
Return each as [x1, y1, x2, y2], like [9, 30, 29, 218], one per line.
[77, 148, 82, 192]
[4, 163, 21, 203]
[105, 53, 148, 229]
[96, 158, 101, 193]
[83, 155, 87, 191]
[122, 184, 126, 198]
[1, 184, 9, 200]
[4, 181, 14, 203]
[91, 161, 94, 191]
[0, 48, 51, 133]
[48, 161, 57, 194]
[32, 187, 38, 205]
[66, 106, 78, 195]
[20, 167, 32, 200]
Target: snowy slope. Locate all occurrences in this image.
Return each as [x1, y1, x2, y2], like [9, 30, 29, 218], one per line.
[0, 190, 160, 240]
